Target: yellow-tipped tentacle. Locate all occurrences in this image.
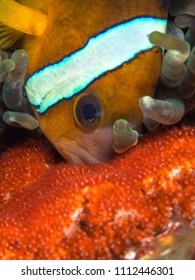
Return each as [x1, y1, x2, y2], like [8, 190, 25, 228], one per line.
[148, 31, 190, 57]
[148, 31, 190, 87]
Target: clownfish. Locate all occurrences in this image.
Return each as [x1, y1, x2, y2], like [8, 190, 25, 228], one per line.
[0, 0, 168, 164]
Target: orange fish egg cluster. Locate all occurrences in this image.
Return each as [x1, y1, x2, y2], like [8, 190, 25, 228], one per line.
[0, 125, 194, 259]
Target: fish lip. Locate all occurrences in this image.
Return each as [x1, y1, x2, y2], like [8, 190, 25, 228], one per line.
[53, 138, 102, 165]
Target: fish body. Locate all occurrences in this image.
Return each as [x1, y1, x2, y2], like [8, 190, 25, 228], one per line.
[0, 0, 169, 164]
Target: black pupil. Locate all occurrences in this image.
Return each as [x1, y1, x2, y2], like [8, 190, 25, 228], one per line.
[83, 104, 97, 122]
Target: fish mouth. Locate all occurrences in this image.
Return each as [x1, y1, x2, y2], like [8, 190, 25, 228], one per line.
[53, 138, 102, 165]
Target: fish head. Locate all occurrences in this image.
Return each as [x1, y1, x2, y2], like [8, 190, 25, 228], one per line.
[30, 43, 162, 165]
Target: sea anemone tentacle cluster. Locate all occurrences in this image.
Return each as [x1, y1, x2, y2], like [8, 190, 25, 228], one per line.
[140, 0, 195, 131]
[0, 49, 38, 131]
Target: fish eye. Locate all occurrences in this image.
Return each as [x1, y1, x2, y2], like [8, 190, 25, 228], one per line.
[74, 94, 102, 131]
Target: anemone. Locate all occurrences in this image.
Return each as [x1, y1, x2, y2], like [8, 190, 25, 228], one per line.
[0, 49, 38, 130]
[139, 0, 195, 132]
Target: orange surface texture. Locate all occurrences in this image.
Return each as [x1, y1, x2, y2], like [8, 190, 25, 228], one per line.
[0, 125, 194, 259]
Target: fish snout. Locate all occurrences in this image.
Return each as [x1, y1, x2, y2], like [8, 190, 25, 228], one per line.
[53, 126, 115, 165]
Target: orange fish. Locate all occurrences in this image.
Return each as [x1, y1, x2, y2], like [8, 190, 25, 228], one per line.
[0, 0, 168, 164]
